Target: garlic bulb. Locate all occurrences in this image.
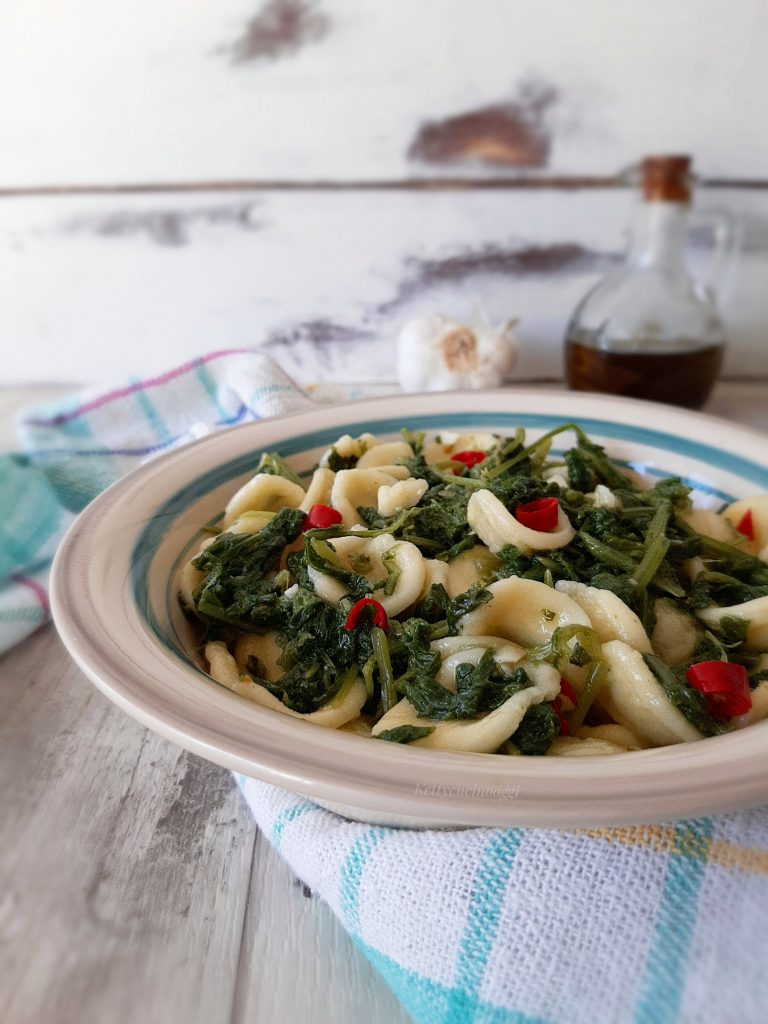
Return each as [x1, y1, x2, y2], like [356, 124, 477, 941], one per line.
[396, 314, 518, 392]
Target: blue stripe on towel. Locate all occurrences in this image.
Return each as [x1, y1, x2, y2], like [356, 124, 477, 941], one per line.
[271, 799, 317, 851]
[633, 818, 714, 1024]
[444, 830, 526, 1022]
[340, 827, 390, 933]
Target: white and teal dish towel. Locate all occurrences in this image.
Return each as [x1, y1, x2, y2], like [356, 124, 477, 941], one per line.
[3, 350, 767, 1024]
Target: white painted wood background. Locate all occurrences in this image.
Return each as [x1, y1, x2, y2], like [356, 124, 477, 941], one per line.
[2, 0, 767, 183]
[4, 186, 768, 385]
[2, 0, 768, 385]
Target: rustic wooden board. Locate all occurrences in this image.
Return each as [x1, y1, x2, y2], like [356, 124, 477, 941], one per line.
[0, 627, 412, 1024]
[234, 831, 411, 1024]
[4, 186, 768, 385]
[2, 0, 767, 184]
[0, 629, 255, 1024]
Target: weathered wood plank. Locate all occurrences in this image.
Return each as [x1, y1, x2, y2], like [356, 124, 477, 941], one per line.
[2, 0, 767, 184]
[0, 627, 256, 1024]
[0, 624, 417, 1024]
[233, 829, 412, 1024]
[3, 187, 768, 385]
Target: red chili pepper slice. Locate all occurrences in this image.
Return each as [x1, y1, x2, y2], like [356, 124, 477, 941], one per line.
[549, 696, 569, 736]
[686, 661, 752, 717]
[559, 679, 578, 706]
[303, 503, 343, 531]
[450, 450, 486, 468]
[736, 509, 755, 542]
[515, 497, 560, 532]
[344, 598, 388, 631]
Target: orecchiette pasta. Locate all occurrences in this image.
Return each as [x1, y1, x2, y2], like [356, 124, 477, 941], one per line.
[696, 595, 768, 651]
[205, 641, 366, 727]
[300, 467, 335, 511]
[371, 659, 560, 753]
[444, 545, 501, 598]
[182, 424, 768, 758]
[331, 467, 410, 527]
[377, 478, 428, 517]
[459, 577, 590, 647]
[650, 598, 700, 667]
[722, 495, 768, 557]
[223, 474, 305, 527]
[467, 489, 575, 555]
[598, 641, 702, 745]
[423, 432, 500, 465]
[554, 580, 652, 652]
[308, 533, 426, 617]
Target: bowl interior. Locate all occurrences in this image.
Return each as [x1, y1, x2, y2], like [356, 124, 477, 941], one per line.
[139, 410, 753, 701]
[53, 394, 768, 827]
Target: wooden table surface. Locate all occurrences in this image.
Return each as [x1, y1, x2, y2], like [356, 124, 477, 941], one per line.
[2, 380, 767, 1024]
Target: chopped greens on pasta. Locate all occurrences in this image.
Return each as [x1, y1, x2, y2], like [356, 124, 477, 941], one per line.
[179, 424, 768, 756]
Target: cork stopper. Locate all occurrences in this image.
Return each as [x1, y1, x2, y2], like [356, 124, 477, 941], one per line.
[642, 155, 692, 203]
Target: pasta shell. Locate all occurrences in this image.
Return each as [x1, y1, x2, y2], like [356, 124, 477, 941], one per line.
[588, 484, 620, 510]
[650, 598, 700, 667]
[308, 533, 426, 617]
[227, 511, 275, 534]
[423, 431, 500, 465]
[543, 466, 569, 489]
[339, 716, 374, 737]
[467, 489, 575, 554]
[732, 677, 768, 729]
[445, 544, 502, 598]
[415, 558, 450, 604]
[300, 468, 335, 511]
[555, 580, 651, 652]
[548, 736, 629, 756]
[223, 473, 306, 527]
[681, 508, 740, 543]
[178, 537, 214, 609]
[430, 636, 526, 690]
[205, 641, 366, 728]
[722, 495, 768, 556]
[377, 478, 428, 517]
[459, 576, 590, 647]
[682, 556, 707, 581]
[430, 634, 525, 662]
[577, 723, 646, 749]
[697, 596, 768, 651]
[357, 441, 414, 469]
[598, 640, 702, 745]
[319, 432, 377, 466]
[331, 468, 409, 527]
[233, 631, 283, 680]
[370, 660, 560, 753]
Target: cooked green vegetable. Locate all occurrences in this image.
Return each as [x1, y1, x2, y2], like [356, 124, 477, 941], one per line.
[375, 725, 435, 743]
[513, 703, 560, 755]
[326, 448, 360, 471]
[643, 653, 729, 736]
[256, 451, 304, 486]
[401, 649, 533, 721]
[193, 507, 305, 627]
[188, 422, 768, 754]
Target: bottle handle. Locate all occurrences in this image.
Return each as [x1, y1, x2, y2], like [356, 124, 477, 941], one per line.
[688, 206, 741, 303]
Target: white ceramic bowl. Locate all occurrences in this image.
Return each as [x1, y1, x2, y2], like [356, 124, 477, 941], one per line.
[51, 390, 768, 828]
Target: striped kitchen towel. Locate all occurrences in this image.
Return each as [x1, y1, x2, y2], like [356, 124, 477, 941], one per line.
[6, 350, 768, 1024]
[1, 349, 311, 653]
[239, 779, 768, 1024]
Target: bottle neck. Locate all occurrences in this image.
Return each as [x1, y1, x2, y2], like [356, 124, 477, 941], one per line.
[628, 199, 689, 273]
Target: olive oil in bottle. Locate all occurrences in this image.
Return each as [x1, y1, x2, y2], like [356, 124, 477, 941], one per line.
[564, 156, 732, 409]
[566, 332, 724, 410]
